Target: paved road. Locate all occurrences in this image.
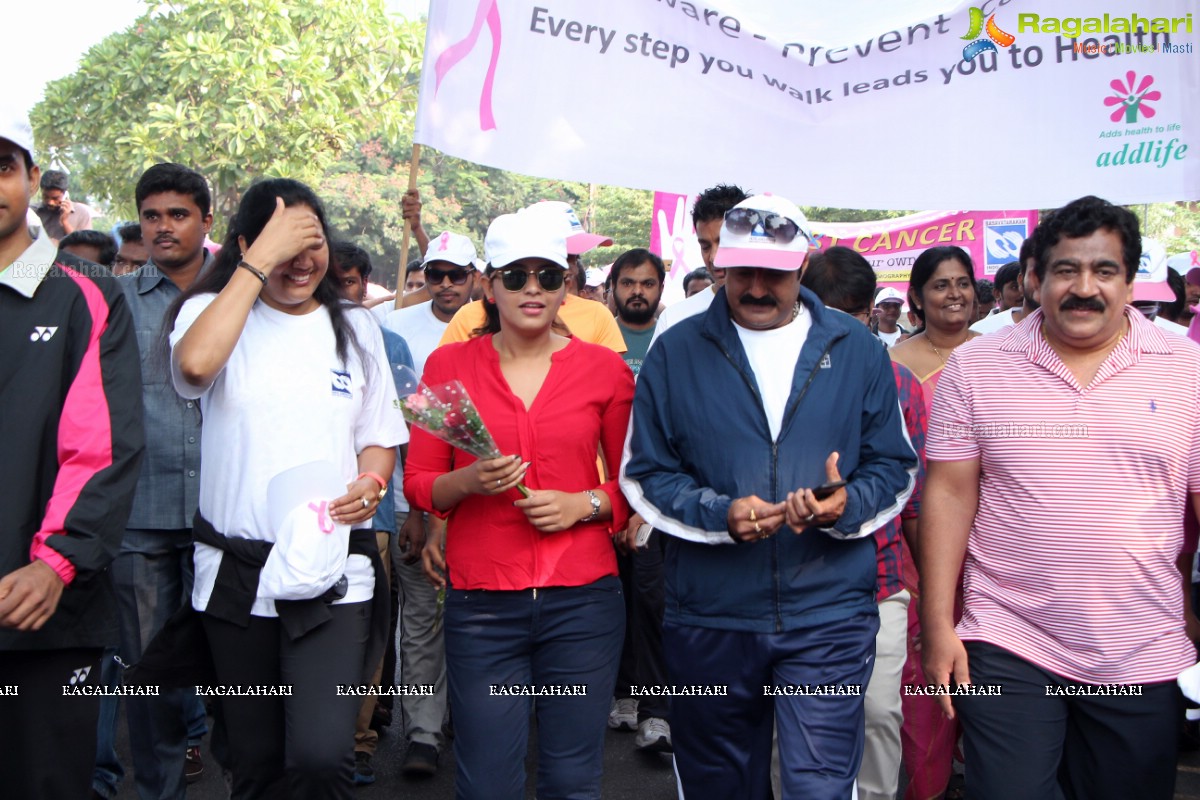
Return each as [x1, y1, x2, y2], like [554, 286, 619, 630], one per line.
[113, 704, 679, 799]
[112, 706, 1200, 799]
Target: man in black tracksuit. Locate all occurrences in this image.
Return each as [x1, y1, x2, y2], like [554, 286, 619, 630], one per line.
[0, 112, 144, 797]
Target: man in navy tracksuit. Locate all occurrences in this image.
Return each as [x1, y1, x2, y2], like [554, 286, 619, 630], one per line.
[621, 194, 916, 799]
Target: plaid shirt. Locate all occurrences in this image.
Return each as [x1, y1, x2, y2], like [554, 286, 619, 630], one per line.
[874, 362, 926, 601]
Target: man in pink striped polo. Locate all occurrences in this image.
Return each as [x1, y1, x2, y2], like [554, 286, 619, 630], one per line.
[920, 195, 1200, 800]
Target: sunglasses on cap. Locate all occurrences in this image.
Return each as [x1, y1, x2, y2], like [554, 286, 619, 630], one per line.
[424, 266, 473, 285]
[725, 208, 813, 246]
[491, 266, 566, 293]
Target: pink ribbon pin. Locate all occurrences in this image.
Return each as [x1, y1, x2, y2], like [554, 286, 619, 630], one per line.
[308, 501, 335, 534]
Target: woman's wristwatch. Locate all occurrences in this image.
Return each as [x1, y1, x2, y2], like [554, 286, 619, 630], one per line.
[581, 490, 601, 523]
[358, 471, 388, 500]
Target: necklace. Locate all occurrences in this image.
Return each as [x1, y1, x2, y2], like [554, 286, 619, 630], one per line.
[926, 332, 969, 365]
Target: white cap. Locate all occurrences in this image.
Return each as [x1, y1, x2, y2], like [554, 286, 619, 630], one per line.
[875, 287, 905, 305]
[259, 461, 350, 601]
[422, 231, 477, 268]
[584, 267, 607, 288]
[1166, 251, 1200, 286]
[1133, 238, 1174, 303]
[0, 106, 34, 158]
[519, 201, 612, 256]
[714, 194, 817, 271]
[485, 212, 569, 270]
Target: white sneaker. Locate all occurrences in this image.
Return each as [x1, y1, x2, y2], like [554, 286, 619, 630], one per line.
[608, 697, 638, 731]
[634, 717, 672, 752]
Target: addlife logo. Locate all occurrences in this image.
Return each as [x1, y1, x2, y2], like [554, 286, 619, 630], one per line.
[961, 7, 1015, 61]
[1104, 71, 1159, 124]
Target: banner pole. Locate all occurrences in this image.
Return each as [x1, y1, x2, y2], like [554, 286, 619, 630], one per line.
[395, 143, 423, 309]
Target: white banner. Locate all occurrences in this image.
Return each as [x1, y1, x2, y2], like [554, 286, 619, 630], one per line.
[414, 0, 1200, 210]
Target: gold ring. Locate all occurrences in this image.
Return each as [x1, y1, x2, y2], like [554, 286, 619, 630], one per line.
[362, 497, 370, 509]
[749, 508, 757, 522]
[753, 521, 762, 534]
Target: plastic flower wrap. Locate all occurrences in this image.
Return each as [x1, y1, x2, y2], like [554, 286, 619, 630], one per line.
[396, 365, 530, 497]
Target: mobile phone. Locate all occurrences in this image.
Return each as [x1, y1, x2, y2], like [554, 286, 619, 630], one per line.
[635, 523, 653, 548]
[811, 480, 847, 500]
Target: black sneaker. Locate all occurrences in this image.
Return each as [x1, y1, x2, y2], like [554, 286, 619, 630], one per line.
[353, 751, 375, 786]
[401, 742, 439, 777]
[185, 745, 204, 784]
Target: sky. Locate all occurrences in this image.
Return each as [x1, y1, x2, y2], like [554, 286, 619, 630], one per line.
[11, 0, 428, 117]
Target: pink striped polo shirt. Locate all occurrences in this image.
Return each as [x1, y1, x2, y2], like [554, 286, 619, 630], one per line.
[927, 308, 1200, 685]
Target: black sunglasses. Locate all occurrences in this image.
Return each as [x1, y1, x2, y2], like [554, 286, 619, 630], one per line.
[492, 267, 566, 292]
[724, 208, 811, 246]
[424, 266, 473, 285]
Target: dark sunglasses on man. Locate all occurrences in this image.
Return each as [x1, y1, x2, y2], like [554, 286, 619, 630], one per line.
[424, 265, 474, 285]
[490, 266, 566, 292]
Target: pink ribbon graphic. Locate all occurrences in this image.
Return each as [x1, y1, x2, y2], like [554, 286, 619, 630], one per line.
[307, 501, 335, 534]
[434, 0, 501, 131]
[669, 236, 687, 280]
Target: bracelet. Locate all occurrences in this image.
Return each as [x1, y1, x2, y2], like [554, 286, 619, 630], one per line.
[581, 490, 601, 523]
[237, 260, 268, 285]
[357, 471, 388, 491]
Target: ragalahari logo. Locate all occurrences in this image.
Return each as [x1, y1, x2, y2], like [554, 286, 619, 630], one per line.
[1104, 71, 1160, 124]
[433, 0, 502, 131]
[961, 7, 1015, 61]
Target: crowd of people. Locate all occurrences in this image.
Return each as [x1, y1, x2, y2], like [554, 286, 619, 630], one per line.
[4, 101, 1200, 800]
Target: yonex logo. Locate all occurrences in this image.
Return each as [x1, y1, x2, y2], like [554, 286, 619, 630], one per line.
[30, 326, 58, 342]
[70, 666, 92, 685]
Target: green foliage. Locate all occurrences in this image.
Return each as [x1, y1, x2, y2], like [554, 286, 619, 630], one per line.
[1141, 202, 1200, 254]
[320, 136, 653, 288]
[31, 0, 423, 234]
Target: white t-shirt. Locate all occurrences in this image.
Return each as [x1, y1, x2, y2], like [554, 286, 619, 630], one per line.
[381, 301, 450, 512]
[649, 284, 717, 348]
[1154, 315, 1189, 336]
[733, 306, 812, 441]
[170, 296, 408, 616]
[970, 306, 1021, 335]
[877, 327, 904, 348]
[382, 301, 447, 379]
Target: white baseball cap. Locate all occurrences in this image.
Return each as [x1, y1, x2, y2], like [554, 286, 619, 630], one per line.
[519, 201, 613, 256]
[1133, 238, 1174, 303]
[0, 106, 34, 158]
[714, 194, 818, 271]
[485, 212, 569, 270]
[422, 231, 477, 268]
[875, 287, 905, 305]
[584, 267, 607, 288]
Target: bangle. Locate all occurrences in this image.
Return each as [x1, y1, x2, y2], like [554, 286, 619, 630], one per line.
[237, 260, 267, 285]
[357, 471, 388, 491]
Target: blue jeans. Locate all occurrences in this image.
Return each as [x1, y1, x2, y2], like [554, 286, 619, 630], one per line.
[92, 649, 125, 799]
[113, 529, 207, 800]
[444, 576, 625, 800]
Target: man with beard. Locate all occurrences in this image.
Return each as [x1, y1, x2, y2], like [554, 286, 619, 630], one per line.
[971, 238, 1040, 335]
[381, 231, 479, 778]
[611, 248, 664, 377]
[922, 196, 1200, 800]
[113, 163, 214, 799]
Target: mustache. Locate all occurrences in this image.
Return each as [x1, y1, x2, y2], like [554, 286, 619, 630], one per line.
[1060, 296, 1105, 312]
[739, 294, 778, 307]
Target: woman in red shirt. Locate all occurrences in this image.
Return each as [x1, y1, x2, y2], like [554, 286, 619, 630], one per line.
[404, 210, 634, 799]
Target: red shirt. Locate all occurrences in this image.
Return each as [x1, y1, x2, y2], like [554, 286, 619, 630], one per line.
[404, 334, 634, 590]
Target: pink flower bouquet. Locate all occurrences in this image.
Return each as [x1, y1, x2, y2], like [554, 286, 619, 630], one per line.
[396, 366, 530, 497]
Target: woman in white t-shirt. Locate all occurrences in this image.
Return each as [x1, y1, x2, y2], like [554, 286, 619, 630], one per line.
[168, 179, 406, 799]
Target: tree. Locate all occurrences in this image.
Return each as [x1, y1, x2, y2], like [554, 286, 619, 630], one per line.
[32, 0, 423, 233]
